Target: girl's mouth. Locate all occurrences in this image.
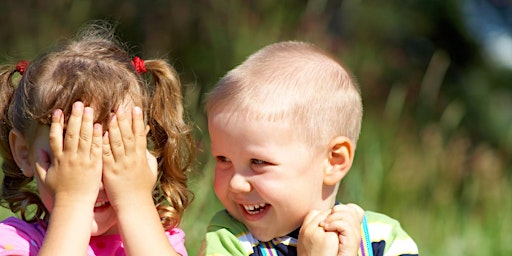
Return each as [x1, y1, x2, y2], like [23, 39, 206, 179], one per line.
[94, 201, 110, 208]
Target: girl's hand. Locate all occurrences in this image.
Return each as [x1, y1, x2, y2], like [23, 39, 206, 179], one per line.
[320, 204, 365, 256]
[102, 106, 157, 211]
[38, 101, 103, 208]
[298, 209, 339, 256]
[102, 106, 177, 256]
[36, 101, 103, 256]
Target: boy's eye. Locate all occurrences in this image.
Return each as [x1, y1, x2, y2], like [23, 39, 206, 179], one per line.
[251, 159, 268, 165]
[216, 156, 231, 163]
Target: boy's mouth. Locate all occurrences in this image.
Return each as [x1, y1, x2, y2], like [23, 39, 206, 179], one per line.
[243, 203, 269, 215]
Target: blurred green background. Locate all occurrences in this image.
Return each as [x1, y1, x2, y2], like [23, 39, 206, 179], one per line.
[1, 1, 511, 255]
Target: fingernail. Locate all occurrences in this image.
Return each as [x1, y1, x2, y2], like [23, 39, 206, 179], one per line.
[133, 106, 142, 115]
[84, 107, 93, 115]
[73, 101, 83, 110]
[53, 109, 62, 117]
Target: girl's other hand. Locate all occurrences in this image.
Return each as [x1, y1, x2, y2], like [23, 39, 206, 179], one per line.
[102, 106, 157, 211]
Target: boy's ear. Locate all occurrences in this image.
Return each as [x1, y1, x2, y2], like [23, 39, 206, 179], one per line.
[323, 136, 354, 186]
[9, 129, 34, 177]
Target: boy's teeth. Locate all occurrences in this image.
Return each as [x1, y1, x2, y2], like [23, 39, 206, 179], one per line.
[243, 203, 267, 214]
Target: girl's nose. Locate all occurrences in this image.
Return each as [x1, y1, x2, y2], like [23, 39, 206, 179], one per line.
[229, 172, 251, 193]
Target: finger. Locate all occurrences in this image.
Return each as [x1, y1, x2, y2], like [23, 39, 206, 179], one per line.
[102, 131, 115, 170]
[323, 218, 360, 234]
[90, 123, 103, 161]
[329, 204, 364, 221]
[302, 210, 321, 226]
[323, 204, 364, 232]
[64, 102, 84, 153]
[107, 114, 125, 159]
[132, 106, 147, 151]
[115, 106, 135, 153]
[77, 107, 95, 157]
[34, 149, 51, 181]
[346, 203, 365, 222]
[303, 209, 330, 227]
[49, 109, 64, 157]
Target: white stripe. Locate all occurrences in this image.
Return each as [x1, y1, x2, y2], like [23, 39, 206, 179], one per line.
[273, 236, 297, 246]
[368, 222, 393, 241]
[385, 238, 419, 256]
[238, 232, 259, 254]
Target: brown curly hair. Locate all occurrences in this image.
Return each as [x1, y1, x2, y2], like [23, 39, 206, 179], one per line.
[0, 22, 194, 230]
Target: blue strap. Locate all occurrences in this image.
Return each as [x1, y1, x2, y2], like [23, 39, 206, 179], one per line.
[360, 214, 374, 256]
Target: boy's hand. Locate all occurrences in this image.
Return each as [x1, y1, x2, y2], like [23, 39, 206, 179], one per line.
[320, 203, 365, 256]
[102, 106, 157, 211]
[40, 101, 103, 207]
[298, 210, 339, 256]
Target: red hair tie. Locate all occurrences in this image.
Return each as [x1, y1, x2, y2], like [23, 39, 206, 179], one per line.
[132, 56, 147, 74]
[15, 60, 29, 75]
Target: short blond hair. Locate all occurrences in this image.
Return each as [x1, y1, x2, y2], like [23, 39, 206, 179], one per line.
[206, 41, 362, 148]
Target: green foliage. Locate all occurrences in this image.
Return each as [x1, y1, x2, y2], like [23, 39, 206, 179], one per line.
[1, 1, 511, 255]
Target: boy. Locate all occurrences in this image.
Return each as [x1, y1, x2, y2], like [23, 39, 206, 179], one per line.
[202, 41, 419, 256]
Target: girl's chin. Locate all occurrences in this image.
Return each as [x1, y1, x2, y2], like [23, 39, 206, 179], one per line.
[90, 223, 118, 236]
[90, 212, 118, 236]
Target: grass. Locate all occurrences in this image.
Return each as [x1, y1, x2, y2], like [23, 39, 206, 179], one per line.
[179, 70, 512, 255]
[1, 1, 511, 255]
[180, 114, 512, 256]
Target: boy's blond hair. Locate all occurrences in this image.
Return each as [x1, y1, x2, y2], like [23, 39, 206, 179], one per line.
[206, 41, 363, 148]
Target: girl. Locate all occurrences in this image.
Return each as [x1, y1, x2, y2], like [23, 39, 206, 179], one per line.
[0, 23, 194, 255]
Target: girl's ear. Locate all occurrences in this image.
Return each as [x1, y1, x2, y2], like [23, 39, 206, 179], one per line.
[323, 136, 354, 186]
[9, 129, 34, 177]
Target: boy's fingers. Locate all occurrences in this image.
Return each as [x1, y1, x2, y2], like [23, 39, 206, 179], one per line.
[323, 203, 365, 231]
[346, 203, 365, 220]
[302, 210, 320, 226]
[303, 209, 330, 227]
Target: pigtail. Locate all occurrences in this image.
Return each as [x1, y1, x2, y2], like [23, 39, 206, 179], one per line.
[143, 59, 194, 230]
[0, 64, 46, 222]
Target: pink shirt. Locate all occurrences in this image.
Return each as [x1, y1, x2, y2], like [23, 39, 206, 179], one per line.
[0, 217, 187, 256]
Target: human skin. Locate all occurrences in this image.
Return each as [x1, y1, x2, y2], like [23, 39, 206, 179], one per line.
[208, 108, 363, 255]
[209, 110, 335, 242]
[10, 101, 179, 255]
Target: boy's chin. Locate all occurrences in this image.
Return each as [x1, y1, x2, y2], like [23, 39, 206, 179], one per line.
[245, 224, 295, 242]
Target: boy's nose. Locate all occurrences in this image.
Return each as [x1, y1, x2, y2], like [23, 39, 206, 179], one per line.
[229, 172, 251, 193]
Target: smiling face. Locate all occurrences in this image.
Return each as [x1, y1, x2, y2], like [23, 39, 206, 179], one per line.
[208, 111, 336, 241]
[17, 98, 155, 237]
[27, 125, 119, 236]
